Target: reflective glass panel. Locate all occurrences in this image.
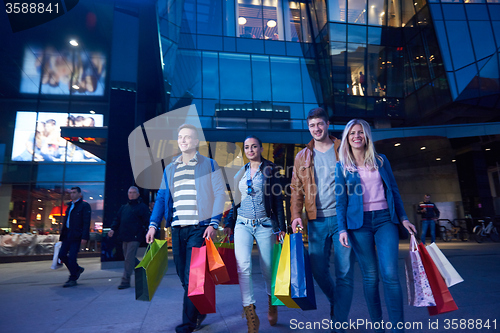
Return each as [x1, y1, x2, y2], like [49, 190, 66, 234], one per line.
[330, 23, 347, 42]
[445, 21, 475, 69]
[388, 0, 402, 27]
[348, 25, 367, 43]
[220, 53, 252, 100]
[442, 4, 466, 20]
[252, 55, 272, 101]
[348, 0, 367, 24]
[469, 21, 496, 60]
[197, 0, 223, 35]
[329, 0, 347, 22]
[203, 52, 220, 99]
[347, 44, 367, 96]
[368, 0, 385, 26]
[270, 57, 302, 102]
[366, 45, 385, 96]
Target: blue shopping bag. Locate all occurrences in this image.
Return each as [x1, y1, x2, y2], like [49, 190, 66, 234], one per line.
[290, 232, 316, 310]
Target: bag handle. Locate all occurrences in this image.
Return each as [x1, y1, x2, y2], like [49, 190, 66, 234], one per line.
[409, 233, 418, 251]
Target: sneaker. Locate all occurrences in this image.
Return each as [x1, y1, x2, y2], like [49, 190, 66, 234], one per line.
[77, 266, 85, 279]
[118, 283, 130, 290]
[194, 314, 207, 331]
[63, 280, 77, 288]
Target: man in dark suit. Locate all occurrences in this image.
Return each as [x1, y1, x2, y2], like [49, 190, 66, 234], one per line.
[59, 186, 91, 288]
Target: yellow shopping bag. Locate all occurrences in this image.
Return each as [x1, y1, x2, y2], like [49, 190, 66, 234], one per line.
[274, 234, 300, 308]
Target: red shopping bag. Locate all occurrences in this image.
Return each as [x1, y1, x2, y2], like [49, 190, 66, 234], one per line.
[215, 236, 239, 285]
[187, 245, 216, 314]
[206, 238, 230, 284]
[418, 242, 458, 315]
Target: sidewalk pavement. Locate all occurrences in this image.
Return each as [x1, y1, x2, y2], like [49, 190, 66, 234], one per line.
[0, 240, 499, 333]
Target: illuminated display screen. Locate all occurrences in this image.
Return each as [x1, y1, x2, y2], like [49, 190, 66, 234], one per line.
[11, 111, 104, 162]
[20, 46, 106, 96]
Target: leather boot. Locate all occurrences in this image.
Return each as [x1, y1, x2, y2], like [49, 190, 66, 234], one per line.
[268, 295, 278, 326]
[243, 304, 260, 333]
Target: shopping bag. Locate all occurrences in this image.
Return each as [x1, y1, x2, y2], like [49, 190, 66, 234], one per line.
[51, 241, 63, 270]
[274, 234, 300, 308]
[405, 234, 436, 307]
[135, 239, 169, 301]
[426, 243, 464, 288]
[270, 243, 285, 306]
[418, 242, 458, 315]
[206, 238, 229, 284]
[290, 232, 316, 310]
[215, 236, 239, 285]
[188, 245, 216, 314]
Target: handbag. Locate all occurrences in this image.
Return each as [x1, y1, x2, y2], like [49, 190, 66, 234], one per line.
[135, 239, 169, 301]
[274, 234, 300, 308]
[51, 241, 63, 270]
[270, 243, 285, 306]
[215, 236, 239, 285]
[206, 238, 229, 284]
[188, 244, 216, 314]
[426, 243, 464, 288]
[289, 232, 316, 310]
[405, 234, 436, 307]
[418, 242, 458, 315]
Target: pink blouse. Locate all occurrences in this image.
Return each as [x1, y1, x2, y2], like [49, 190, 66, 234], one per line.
[358, 167, 389, 212]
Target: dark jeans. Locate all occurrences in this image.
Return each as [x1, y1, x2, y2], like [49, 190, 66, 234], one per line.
[172, 225, 207, 333]
[59, 238, 81, 281]
[421, 219, 436, 244]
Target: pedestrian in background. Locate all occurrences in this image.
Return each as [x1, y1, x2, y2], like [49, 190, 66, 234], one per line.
[108, 186, 150, 289]
[417, 194, 440, 245]
[59, 186, 91, 288]
[335, 119, 416, 332]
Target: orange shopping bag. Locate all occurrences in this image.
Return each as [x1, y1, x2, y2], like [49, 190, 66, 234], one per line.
[206, 237, 230, 284]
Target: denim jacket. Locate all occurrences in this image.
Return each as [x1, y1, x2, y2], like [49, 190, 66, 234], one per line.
[335, 154, 408, 233]
[226, 158, 286, 233]
[149, 153, 227, 229]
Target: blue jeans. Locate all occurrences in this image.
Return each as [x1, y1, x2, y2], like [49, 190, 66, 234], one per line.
[421, 219, 436, 244]
[234, 216, 274, 306]
[171, 225, 207, 333]
[308, 215, 354, 331]
[348, 209, 404, 333]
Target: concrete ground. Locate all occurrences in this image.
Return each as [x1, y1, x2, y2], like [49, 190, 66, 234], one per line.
[0, 240, 499, 333]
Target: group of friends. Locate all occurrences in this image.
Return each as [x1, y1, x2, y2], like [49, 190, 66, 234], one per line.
[57, 107, 418, 333]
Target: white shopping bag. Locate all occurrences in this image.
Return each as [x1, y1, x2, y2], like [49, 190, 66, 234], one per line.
[51, 241, 63, 270]
[426, 242, 464, 287]
[405, 234, 436, 307]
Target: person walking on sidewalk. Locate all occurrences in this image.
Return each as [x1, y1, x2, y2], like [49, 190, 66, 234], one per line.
[108, 186, 150, 289]
[224, 135, 286, 332]
[290, 107, 355, 332]
[335, 119, 416, 333]
[146, 124, 226, 333]
[417, 194, 440, 244]
[59, 186, 91, 288]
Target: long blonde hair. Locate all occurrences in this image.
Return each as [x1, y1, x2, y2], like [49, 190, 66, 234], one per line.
[338, 119, 383, 174]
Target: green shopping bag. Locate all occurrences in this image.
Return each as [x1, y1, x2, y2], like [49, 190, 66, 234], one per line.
[135, 239, 169, 301]
[271, 243, 285, 306]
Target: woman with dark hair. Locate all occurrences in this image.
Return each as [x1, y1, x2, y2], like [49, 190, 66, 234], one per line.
[335, 119, 416, 333]
[225, 135, 286, 333]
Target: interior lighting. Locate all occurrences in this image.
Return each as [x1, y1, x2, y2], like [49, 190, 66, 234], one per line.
[485, 148, 491, 151]
[380, 12, 385, 16]
[394, 143, 401, 147]
[99, 194, 102, 197]
[12, 219, 17, 224]
[452, 159, 456, 162]
[238, 17, 247, 25]
[36, 214, 42, 220]
[72, 85, 80, 90]
[89, 196, 94, 200]
[69, 39, 78, 46]
[38, 207, 43, 210]
[436, 158, 441, 161]
[371, 5, 375, 8]
[414, 2, 417, 5]
[38, 199, 42, 202]
[90, 110, 95, 114]
[267, 20, 277, 28]
[420, 146, 426, 150]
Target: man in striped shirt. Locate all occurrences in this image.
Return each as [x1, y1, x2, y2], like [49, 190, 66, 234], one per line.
[146, 124, 226, 333]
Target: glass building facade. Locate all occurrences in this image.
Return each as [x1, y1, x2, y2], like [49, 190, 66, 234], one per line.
[1, 0, 500, 258]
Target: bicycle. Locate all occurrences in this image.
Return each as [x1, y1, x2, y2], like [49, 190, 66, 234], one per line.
[442, 219, 469, 242]
[472, 218, 500, 243]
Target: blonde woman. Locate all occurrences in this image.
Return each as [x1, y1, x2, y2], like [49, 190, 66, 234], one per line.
[335, 119, 416, 333]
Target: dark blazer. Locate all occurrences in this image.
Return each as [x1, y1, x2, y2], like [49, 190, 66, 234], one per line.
[226, 158, 286, 233]
[335, 154, 409, 233]
[60, 199, 92, 242]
